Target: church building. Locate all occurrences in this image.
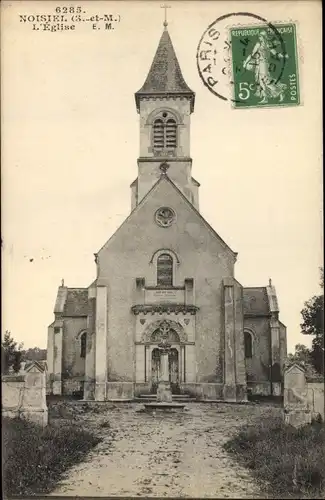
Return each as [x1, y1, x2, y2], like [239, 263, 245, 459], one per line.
[47, 23, 287, 402]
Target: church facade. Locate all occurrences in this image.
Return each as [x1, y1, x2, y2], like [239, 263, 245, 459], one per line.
[47, 26, 287, 402]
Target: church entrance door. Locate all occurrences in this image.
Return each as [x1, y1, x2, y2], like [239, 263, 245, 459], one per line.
[150, 347, 180, 394]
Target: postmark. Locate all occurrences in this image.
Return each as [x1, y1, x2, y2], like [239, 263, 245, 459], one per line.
[196, 12, 299, 108]
[231, 23, 299, 108]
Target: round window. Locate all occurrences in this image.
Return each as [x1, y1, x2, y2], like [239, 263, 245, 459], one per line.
[155, 207, 176, 227]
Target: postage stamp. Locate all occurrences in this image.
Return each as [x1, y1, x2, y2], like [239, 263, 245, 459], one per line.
[230, 23, 300, 108]
[197, 13, 300, 109]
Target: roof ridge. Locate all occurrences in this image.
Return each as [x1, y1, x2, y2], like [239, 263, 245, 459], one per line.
[97, 172, 236, 257]
[161, 175, 236, 255]
[97, 174, 164, 254]
[244, 286, 267, 289]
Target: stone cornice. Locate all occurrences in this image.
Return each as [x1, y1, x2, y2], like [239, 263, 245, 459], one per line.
[131, 304, 199, 315]
[137, 157, 192, 164]
[135, 94, 195, 113]
[145, 286, 184, 290]
[135, 341, 195, 346]
[244, 313, 272, 318]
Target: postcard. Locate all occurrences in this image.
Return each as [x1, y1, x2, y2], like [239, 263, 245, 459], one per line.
[2, 1, 323, 498]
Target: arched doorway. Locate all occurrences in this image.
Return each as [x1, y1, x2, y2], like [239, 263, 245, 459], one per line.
[151, 347, 180, 394]
[150, 322, 181, 394]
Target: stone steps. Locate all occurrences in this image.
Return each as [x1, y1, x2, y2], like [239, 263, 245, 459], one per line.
[135, 394, 196, 402]
[139, 394, 191, 399]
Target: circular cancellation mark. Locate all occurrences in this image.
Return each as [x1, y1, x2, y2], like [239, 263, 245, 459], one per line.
[196, 12, 287, 104]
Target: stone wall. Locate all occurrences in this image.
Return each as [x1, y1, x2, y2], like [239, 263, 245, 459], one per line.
[62, 317, 87, 379]
[283, 363, 324, 428]
[47, 316, 87, 396]
[244, 316, 271, 395]
[2, 361, 48, 427]
[306, 381, 324, 419]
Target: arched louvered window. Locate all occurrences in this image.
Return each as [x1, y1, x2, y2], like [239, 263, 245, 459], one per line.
[153, 115, 177, 151]
[165, 119, 177, 148]
[157, 254, 173, 287]
[80, 332, 87, 358]
[153, 119, 165, 150]
[244, 331, 253, 358]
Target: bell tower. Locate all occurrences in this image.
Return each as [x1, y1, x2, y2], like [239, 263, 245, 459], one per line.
[131, 20, 199, 210]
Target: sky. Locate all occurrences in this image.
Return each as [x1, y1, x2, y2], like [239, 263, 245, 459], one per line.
[2, 0, 323, 352]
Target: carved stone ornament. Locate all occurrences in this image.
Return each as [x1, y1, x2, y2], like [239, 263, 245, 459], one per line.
[131, 304, 199, 316]
[155, 207, 176, 228]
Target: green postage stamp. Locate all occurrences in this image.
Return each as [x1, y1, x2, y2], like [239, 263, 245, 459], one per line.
[230, 23, 300, 108]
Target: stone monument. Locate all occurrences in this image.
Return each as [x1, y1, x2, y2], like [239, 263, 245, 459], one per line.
[283, 363, 311, 428]
[144, 321, 185, 412]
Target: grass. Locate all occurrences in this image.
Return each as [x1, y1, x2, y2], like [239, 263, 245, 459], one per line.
[2, 416, 101, 496]
[224, 415, 325, 498]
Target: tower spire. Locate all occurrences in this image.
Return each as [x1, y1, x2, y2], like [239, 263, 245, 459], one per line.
[161, 3, 170, 29]
[134, 19, 195, 113]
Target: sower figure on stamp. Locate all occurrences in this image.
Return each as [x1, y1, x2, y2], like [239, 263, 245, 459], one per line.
[243, 30, 289, 104]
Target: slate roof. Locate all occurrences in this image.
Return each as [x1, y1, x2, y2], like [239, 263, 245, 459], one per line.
[54, 284, 276, 318]
[135, 28, 195, 111]
[243, 287, 270, 316]
[63, 288, 88, 317]
[54, 286, 68, 314]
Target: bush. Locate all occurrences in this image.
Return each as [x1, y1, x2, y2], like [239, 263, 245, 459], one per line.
[224, 416, 325, 498]
[2, 417, 101, 495]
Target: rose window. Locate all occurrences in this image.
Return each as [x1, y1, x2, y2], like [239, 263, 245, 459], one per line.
[155, 207, 176, 227]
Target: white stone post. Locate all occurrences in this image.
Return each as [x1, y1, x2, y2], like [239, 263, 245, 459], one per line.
[270, 316, 281, 395]
[185, 344, 196, 383]
[95, 285, 108, 401]
[267, 281, 282, 396]
[135, 344, 145, 383]
[53, 326, 63, 395]
[22, 363, 48, 427]
[284, 364, 311, 427]
[160, 352, 169, 382]
[84, 293, 96, 400]
[146, 346, 151, 384]
[156, 347, 172, 403]
[223, 283, 237, 401]
[46, 325, 54, 394]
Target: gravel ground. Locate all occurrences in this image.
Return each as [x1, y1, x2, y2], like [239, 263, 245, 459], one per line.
[48, 401, 281, 498]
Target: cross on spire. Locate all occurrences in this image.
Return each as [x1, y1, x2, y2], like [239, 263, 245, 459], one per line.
[161, 3, 171, 28]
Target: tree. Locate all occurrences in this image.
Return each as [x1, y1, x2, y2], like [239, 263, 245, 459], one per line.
[300, 268, 324, 374]
[287, 343, 313, 365]
[285, 343, 319, 377]
[22, 347, 47, 362]
[1, 331, 24, 374]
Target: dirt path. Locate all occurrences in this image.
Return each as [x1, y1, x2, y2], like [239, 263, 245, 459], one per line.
[50, 402, 277, 498]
